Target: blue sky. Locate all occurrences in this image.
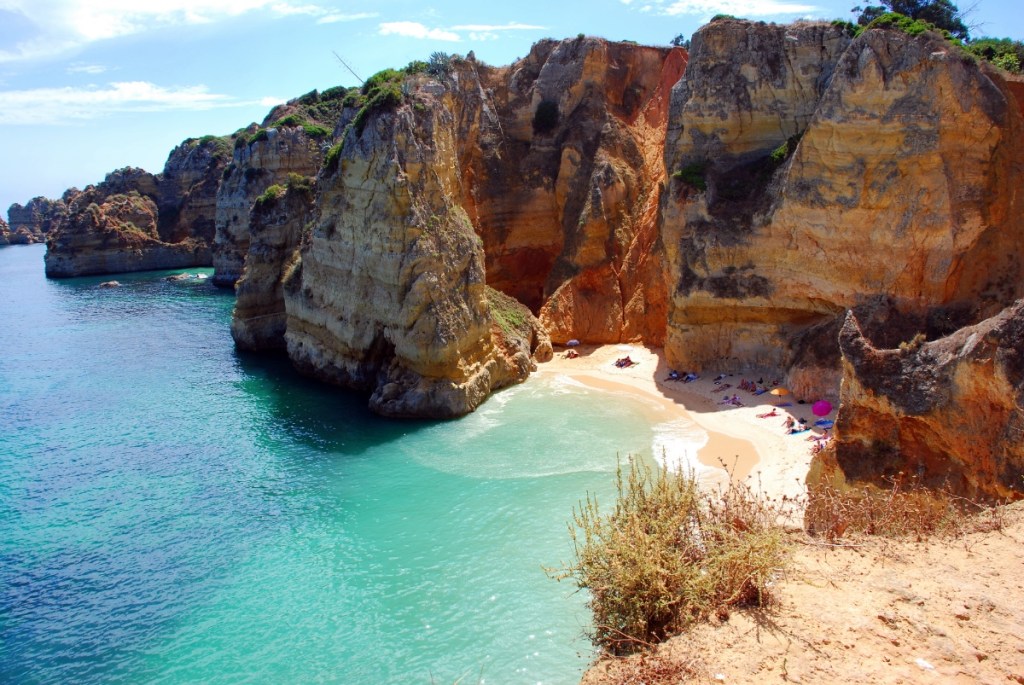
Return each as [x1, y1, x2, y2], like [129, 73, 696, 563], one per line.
[1, 0, 1022, 216]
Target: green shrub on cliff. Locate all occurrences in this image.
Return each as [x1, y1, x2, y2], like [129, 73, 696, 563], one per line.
[549, 461, 788, 655]
[323, 142, 343, 176]
[864, 11, 963, 43]
[672, 161, 708, 191]
[254, 184, 286, 210]
[966, 37, 1024, 73]
[486, 286, 530, 338]
[351, 68, 406, 136]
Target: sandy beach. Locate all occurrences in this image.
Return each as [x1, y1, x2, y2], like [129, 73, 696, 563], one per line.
[534, 344, 836, 503]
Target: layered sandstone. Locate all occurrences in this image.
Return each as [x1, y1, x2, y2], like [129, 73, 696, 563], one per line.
[6, 196, 68, 244]
[810, 303, 1024, 500]
[0, 217, 10, 245]
[283, 88, 551, 418]
[44, 136, 231, 277]
[662, 21, 1024, 401]
[212, 91, 345, 287]
[449, 39, 686, 345]
[44, 188, 210, 277]
[231, 181, 312, 351]
[213, 126, 328, 288]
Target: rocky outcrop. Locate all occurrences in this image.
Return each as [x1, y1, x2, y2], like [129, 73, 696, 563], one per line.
[662, 20, 1024, 401]
[44, 186, 211, 277]
[6, 196, 68, 244]
[213, 126, 328, 288]
[811, 303, 1024, 500]
[212, 90, 346, 287]
[44, 137, 231, 278]
[230, 180, 312, 351]
[450, 40, 686, 345]
[0, 217, 10, 245]
[282, 92, 545, 418]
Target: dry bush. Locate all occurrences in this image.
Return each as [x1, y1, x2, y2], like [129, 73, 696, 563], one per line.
[804, 476, 1007, 542]
[595, 652, 704, 685]
[549, 460, 789, 655]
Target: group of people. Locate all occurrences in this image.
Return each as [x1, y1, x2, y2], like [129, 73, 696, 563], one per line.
[665, 370, 699, 382]
[614, 356, 636, 368]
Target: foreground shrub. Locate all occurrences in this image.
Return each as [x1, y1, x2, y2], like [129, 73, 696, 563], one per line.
[549, 461, 788, 655]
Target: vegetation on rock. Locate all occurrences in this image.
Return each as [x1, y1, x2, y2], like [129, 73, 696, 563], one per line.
[853, 0, 968, 39]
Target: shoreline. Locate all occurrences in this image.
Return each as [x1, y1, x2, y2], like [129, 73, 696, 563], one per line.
[533, 344, 835, 503]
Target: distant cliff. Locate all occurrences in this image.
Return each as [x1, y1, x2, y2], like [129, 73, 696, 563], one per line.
[43, 137, 230, 277]
[6, 196, 68, 245]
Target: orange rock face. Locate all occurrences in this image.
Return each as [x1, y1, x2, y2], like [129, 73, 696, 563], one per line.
[817, 304, 1024, 500]
[662, 21, 1024, 403]
[449, 39, 686, 345]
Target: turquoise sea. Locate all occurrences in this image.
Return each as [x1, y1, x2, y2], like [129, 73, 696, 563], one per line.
[0, 244, 671, 684]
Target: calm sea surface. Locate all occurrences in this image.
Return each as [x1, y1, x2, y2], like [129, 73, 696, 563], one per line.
[0, 244, 668, 684]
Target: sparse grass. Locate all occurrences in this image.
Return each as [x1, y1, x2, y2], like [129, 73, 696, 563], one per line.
[804, 477, 1007, 543]
[549, 460, 789, 655]
[485, 286, 530, 338]
[597, 651, 704, 685]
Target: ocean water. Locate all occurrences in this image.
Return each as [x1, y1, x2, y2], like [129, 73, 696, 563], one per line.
[0, 244, 679, 684]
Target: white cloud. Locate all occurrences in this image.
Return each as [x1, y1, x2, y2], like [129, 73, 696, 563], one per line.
[628, 0, 819, 17]
[317, 11, 378, 24]
[0, 1, 375, 62]
[0, 81, 268, 125]
[378, 21, 461, 42]
[468, 32, 499, 41]
[67, 63, 109, 75]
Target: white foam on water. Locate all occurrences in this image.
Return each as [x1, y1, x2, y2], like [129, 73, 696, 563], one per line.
[650, 417, 725, 487]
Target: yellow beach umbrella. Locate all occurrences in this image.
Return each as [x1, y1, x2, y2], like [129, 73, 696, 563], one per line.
[769, 387, 790, 396]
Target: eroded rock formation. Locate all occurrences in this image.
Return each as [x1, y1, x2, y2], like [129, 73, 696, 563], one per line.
[281, 92, 545, 418]
[231, 180, 312, 351]
[662, 20, 1024, 401]
[450, 39, 686, 345]
[811, 303, 1024, 500]
[213, 126, 331, 288]
[6, 196, 68, 244]
[44, 136, 231, 277]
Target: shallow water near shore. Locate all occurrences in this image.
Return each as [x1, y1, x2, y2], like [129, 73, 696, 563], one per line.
[0, 244, 682, 684]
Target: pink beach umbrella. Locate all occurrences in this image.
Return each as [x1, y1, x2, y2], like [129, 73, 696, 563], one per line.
[812, 400, 833, 417]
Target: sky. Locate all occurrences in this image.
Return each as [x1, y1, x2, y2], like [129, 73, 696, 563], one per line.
[1, 0, 1022, 216]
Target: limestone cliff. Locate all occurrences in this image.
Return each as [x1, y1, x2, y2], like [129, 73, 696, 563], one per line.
[283, 87, 549, 418]
[449, 39, 686, 345]
[6, 196, 68, 244]
[230, 179, 312, 351]
[43, 186, 210, 277]
[0, 217, 10, 245]
[662, 20, 1024, 401]
[44, 136, 231, 277]
[212, 90, 346, 287]
[811, 304, 1024, 500]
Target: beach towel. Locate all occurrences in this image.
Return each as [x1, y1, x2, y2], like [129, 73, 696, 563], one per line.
[814, 419, 834, 428]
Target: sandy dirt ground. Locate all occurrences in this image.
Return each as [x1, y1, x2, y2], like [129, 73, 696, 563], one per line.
[582, 501, 1024, 684]
[549, 347, 1024, 685]
[536, 344, 830, 503]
